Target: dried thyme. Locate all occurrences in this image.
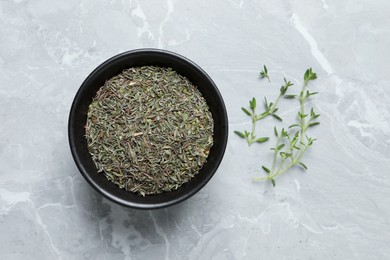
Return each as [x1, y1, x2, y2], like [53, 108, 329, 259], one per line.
[85, 66, 214, 196]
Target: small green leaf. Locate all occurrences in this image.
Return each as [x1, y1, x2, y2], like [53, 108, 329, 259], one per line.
[284, 95, 297, 99]
[298, 112, 308, 118]
[271, 178, 276, 187]
[308, 138, 317, 145]
[264, 97, 269, 110]
[308, 122, 320, 127]
[281, 128, 288, 137]
[291, 137, 298, 147]
[277, 144, 285, 150]
[274, 127, 278, 137]
[284, 79, 293, 87]
[304, 68, 317, 82]
[280, 152, 292, 159]
[280, 86, 286, 95]
[256, 137, 269, 143]
[249, 97, 256, 110]
[280, 78, 293, 94]
[288, 124, 299, 129]
[306, 90, 319, 97]
[298, 162, 308, 170]
[306, 136, 317, 145]
[304, 69, 309, 81]
[272, 114, 283, 121]
[234, 131, 245, 138]
[262, 165, 270, 174]
[241, 107, 252, 116]
[260, 65, 270, 81]
[244, 130, 250, 137]
[312, 113, 320, 119]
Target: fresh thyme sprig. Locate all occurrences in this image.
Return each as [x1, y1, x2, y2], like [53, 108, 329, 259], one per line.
[234, 74, 293, 145]
[260, 65, 270, 82]
[255, 68, 320, 186]
[234, 97, 269, 145]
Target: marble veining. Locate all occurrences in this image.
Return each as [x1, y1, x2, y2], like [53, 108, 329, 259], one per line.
[1, 0, 390, 259]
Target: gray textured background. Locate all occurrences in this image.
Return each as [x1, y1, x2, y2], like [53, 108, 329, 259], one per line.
[1, 0, 390, 259]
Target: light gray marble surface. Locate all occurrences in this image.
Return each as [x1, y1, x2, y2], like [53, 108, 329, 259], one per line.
[1, 0, 390, 259]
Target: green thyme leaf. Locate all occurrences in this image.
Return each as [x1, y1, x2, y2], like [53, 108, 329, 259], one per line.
[284, 78, 293, 87]
[234, 131, 246, 138]
[310, 108, 315, 117]
[304, 68, 317, 82]
[281, 128, 288, 137]
[308, 122, 320, 127]
[280, 86, 287, 95]
[306, 91, 319, 97]
[249, 97, 256, 110]
[262, 165, 270, 174]
[260, 65, 270, 82]
[284, 95, 297, 99]
[272, 114, 283, 121]
[298, 112, 308, 118]
[241, 107, 252, 116]
[256, 137, 269, 143]
[264, 97, 269, 110]
[298, 162, 308, 170]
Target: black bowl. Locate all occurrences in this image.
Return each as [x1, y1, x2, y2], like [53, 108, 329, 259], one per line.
[68, 49, 228, 209]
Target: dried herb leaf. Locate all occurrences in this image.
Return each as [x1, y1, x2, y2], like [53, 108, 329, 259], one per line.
[85, 66, 214, 196]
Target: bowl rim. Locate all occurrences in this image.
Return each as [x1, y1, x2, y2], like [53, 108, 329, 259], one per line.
[68, 48, 228, 209]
